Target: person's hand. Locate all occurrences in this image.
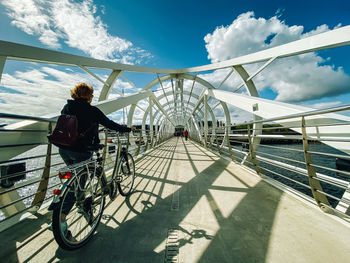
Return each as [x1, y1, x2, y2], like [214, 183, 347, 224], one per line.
[131, 126, 136, 131]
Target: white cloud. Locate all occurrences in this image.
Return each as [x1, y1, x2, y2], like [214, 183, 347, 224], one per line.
[2, 0, 61, 48]
[255, 56, 350, 102]
[0, 66, 104, 117]
[308, 101, 342, 109]
[204, 11, 305, 62]
[1, 0, 151, 64]
[203, 11, 350, 103]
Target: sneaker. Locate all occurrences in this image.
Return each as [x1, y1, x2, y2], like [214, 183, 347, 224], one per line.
[47, 221, 69, 237]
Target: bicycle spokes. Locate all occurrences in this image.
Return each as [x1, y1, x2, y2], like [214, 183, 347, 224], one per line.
[52, 169, 105, 250]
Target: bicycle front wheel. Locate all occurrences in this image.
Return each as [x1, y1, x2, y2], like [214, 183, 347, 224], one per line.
[117, 152, 135, 196]
[52, 168, 105, 250]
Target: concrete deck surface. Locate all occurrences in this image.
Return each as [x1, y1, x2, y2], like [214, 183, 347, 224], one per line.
[1, 137, 350, 263]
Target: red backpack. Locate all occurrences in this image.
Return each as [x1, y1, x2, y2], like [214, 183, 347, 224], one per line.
[48, 114, 80, 147]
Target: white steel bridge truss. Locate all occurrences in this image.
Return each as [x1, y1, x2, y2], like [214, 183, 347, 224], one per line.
[0, 25, 350, 231]
[1, 25, 350, 159]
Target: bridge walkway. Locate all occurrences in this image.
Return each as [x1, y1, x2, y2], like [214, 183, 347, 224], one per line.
[1, 137, 350, 262]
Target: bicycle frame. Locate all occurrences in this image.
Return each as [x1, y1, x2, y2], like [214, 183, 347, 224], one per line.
[50, 157, 101, 208]
[51, 131, 131, 205]
[49, 130, 135, 250]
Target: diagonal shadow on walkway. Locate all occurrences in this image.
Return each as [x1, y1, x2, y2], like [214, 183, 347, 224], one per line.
[52, 138, 282, 262]
[0, 138, 282, 263]
[181, 139, 282, 262]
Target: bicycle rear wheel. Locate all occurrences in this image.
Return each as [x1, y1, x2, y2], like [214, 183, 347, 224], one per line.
[116, 152, 135, 196]
[52, 168, 105, 250]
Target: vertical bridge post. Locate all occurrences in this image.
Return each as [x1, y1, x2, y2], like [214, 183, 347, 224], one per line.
[301, 117, 330, 208]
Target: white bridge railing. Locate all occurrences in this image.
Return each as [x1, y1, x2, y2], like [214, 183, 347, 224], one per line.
[0, 112, 172, 232]
[191, 104, 350, 220]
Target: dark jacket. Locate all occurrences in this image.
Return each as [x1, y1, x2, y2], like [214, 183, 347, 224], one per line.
[60, 98, 131, 152]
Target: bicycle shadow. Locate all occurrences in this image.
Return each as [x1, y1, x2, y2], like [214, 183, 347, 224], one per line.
[0, 211, 54, 263]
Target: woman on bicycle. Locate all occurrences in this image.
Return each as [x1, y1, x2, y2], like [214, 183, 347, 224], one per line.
[59, 82, 135, 165]
[52, 82, 135, 232]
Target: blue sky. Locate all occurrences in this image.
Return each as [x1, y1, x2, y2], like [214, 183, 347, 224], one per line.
[0, 0, 349, 122]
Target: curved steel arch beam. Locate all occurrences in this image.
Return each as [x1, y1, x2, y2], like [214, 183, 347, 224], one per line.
[158, 100, 198, 117]
[127, 104, 137, 127]
[232, 65, 258, 97]
[232, 65, 262, 162]
[155, 89, 200, 104]
[143, 74, 210, 126]
[142, 73, 215, 91]
[155, 89, 200, 115]
[144, 73, 230, 148]
[143, 73, 226, 126]
[168, 108, 203, 125]
[167, 110, 203, 123]
[127, 91, 175, 130]
[98, 70, 122, 101]
[163, 102, 206, 126]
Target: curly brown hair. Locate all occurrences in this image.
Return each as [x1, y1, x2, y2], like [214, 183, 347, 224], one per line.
[70, 83, 93, 100]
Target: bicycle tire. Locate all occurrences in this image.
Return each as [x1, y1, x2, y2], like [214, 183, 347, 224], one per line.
[117, 152, 135, 196]
[52, 167, 105, 250]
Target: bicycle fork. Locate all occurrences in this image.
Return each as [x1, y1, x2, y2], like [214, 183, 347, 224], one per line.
[117, 149, 131, 179]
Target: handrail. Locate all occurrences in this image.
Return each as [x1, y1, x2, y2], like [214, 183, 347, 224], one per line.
[191, 103, 350, 219]
[223, 103, 350, 128]
[0, 113, 57, 123]
[0, 113, 172, 231]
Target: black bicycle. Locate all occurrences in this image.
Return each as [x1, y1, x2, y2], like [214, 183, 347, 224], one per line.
[50, 132, 135, 250]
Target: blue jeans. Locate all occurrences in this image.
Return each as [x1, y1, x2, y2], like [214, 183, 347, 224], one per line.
[59, 148, 92, 166]
[59, 148, 92, 215]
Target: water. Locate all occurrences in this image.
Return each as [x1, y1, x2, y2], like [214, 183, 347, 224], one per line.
[228, 141, 349, 208]
[0, 145, 65, 221]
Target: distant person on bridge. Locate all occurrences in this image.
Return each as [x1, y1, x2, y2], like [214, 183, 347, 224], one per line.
[184, 129, 189, 141]
[49, 82, 135, 234]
